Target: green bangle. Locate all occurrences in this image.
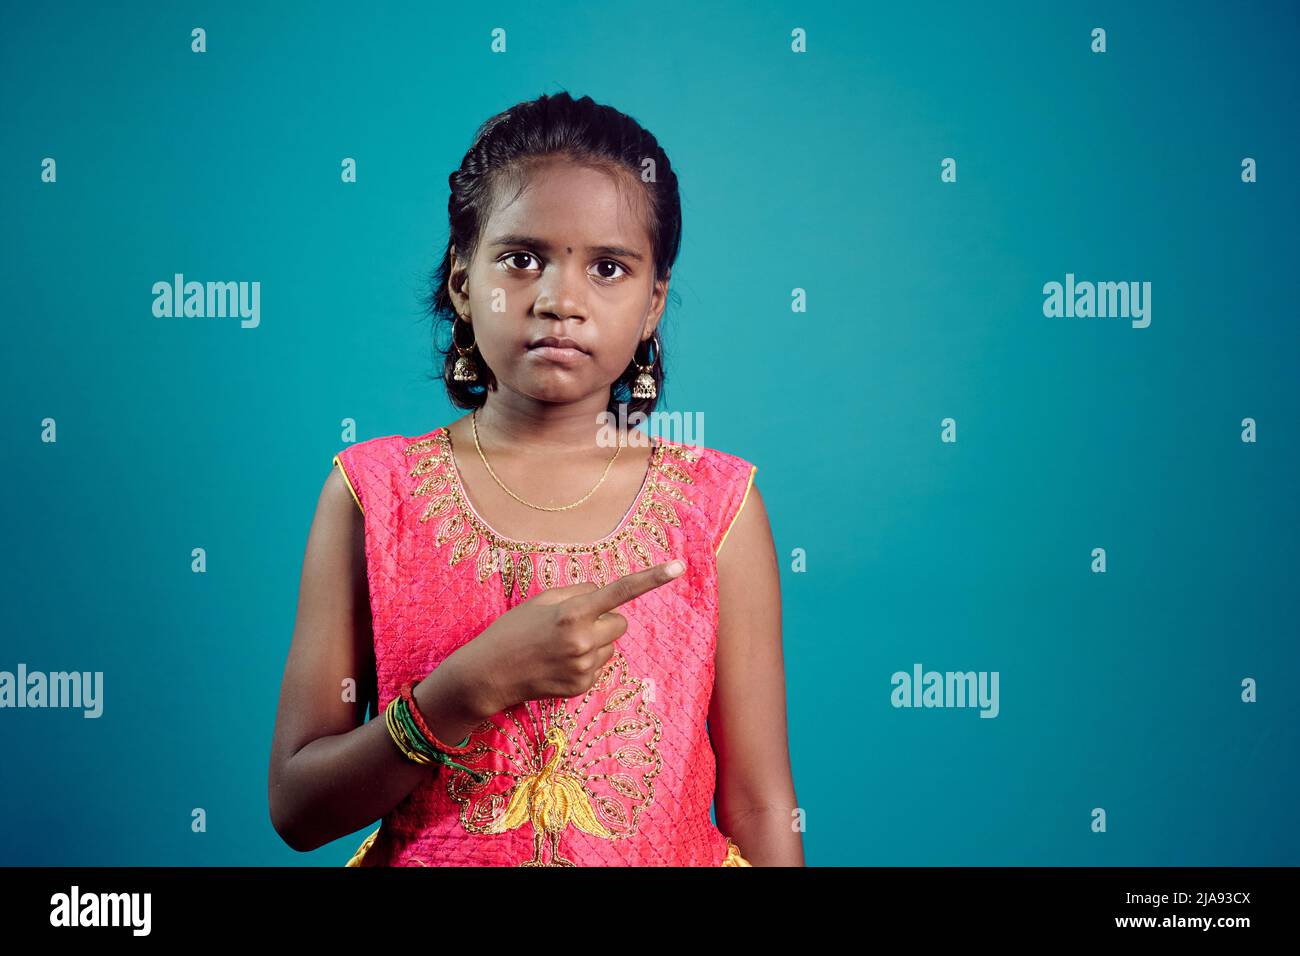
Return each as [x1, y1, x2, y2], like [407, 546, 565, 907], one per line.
[394, 697, 483, 781]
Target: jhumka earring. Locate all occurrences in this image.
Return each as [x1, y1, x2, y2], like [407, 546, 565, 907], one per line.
[452, 312, 479, 382]
[631, 334, 659, 400]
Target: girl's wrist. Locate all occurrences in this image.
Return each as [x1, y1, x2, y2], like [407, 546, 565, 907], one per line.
[411, 655, 495, 744]
[418, 650, 501, 724]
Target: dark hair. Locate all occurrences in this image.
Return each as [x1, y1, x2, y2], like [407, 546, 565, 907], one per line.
[423, 91, 682, 419]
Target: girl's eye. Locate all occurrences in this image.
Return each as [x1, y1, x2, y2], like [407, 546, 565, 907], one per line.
[591, 260, 627, 281]
[500, 254, 627, 280]
[502, 252, 540, 271]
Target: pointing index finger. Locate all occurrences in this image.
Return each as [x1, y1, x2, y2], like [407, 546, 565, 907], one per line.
[567, 559, 686, 619]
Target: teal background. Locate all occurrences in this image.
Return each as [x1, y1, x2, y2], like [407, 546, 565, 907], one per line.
[2, 0, 1297, 865]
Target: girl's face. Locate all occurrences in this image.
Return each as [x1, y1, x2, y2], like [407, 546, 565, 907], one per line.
[448, 157, 668, 408]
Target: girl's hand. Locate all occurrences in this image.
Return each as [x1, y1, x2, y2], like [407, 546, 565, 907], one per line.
[455, 558, 687, 714]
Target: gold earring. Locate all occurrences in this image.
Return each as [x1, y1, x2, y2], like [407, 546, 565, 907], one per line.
[631, 334, 658, 400]
[452, 312, 479, 382]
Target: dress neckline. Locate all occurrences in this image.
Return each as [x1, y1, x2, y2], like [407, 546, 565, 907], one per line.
[402, 426, 699, 598]
[438, 425, 664, 552]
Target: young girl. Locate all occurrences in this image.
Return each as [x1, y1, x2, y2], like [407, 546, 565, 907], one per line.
[268, 91, 800, 866]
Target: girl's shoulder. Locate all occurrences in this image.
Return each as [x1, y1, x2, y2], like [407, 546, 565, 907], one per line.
[654, 434, 757, 486]
[334, 432, 408, 476]
[336, 426, 446, 464]
[653, 436, 758, 554]
[331, 428, 445, 516]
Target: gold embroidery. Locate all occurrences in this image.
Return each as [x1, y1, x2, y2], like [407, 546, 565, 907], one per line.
[661, 443, 700, 463]
[424, 492, 455, 518]
[412, 471, 450, 496]
[657, 461, 694, 485]
[475, 542, 497, 583]
[444, 650, 663, 866]
[406, 436, 441, 455]
[500, 549, 514, 599]
[435, 511, 462, 547]
[650, 499, 681, 528]
[515, 550, 532, 596]
[404, 428, 697, 601]
[611, 542, 630, 577]
[641, 513, 670, 551]
[449, 532, 477, 566]
[656, 482, 689, 503]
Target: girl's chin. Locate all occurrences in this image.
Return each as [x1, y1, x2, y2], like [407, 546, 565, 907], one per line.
[505, 375, 599, 404]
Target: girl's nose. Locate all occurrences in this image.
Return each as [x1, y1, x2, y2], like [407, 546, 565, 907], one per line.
[534, 260, 589, 322]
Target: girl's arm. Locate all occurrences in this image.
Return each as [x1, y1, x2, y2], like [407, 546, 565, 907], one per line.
[266, 466, 493, 853]
[709, 480, 804, 865]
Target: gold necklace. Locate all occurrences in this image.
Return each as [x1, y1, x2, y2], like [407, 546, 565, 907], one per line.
[471, 408, 623, 512]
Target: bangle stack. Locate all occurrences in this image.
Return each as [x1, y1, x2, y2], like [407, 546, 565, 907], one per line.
[385, 681, 485, 782]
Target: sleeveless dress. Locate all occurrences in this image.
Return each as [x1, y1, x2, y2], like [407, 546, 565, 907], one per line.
[332, 424, 759, 867]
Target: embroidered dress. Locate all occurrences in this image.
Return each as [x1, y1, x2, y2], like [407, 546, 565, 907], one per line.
[333, 425, 758, 867]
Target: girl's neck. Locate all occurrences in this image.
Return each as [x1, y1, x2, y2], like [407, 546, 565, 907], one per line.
[472, 393, 623, 452]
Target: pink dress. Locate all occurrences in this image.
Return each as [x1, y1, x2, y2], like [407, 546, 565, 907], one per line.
[332, 424, 758, 867]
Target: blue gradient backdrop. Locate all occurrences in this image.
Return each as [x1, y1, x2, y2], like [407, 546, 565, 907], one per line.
[2, 0, 1297, 864]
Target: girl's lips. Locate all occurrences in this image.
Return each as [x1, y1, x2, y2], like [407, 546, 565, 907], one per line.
[526, 345, 589, 364]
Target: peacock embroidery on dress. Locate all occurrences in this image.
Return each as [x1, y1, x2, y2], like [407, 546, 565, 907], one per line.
[442, 649, 663, 866]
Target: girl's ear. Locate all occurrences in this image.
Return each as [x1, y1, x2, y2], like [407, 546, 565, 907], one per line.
[643, 298, 664, 339]
[447, 245, 471, 316]
[646, 269, 671, 327]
